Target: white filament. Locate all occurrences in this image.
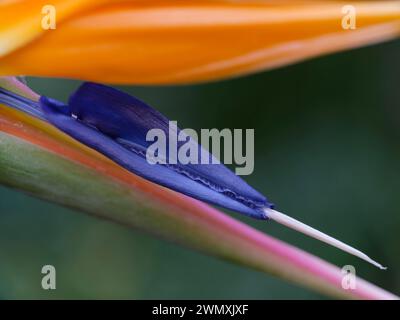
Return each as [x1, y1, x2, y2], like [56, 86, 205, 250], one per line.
[264, 208, 386, 270]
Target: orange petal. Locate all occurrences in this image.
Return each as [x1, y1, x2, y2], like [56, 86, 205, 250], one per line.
[0, 0, 111, 56]
[1, 1, 400, 83]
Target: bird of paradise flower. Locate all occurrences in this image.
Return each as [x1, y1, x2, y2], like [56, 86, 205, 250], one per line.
[0, 0, 399, 299]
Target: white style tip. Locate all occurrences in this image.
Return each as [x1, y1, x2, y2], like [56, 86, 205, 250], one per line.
[264, 208, 386, 270]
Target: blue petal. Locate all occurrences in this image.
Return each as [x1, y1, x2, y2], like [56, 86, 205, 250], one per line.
[0, 87, 46, 121]
[39, 82, 273, 219]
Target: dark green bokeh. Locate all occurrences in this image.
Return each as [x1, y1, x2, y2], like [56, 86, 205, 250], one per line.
[0, 40, 399, 299]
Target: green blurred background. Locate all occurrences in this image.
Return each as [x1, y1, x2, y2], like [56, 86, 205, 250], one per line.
[0, 39, 399, 299]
